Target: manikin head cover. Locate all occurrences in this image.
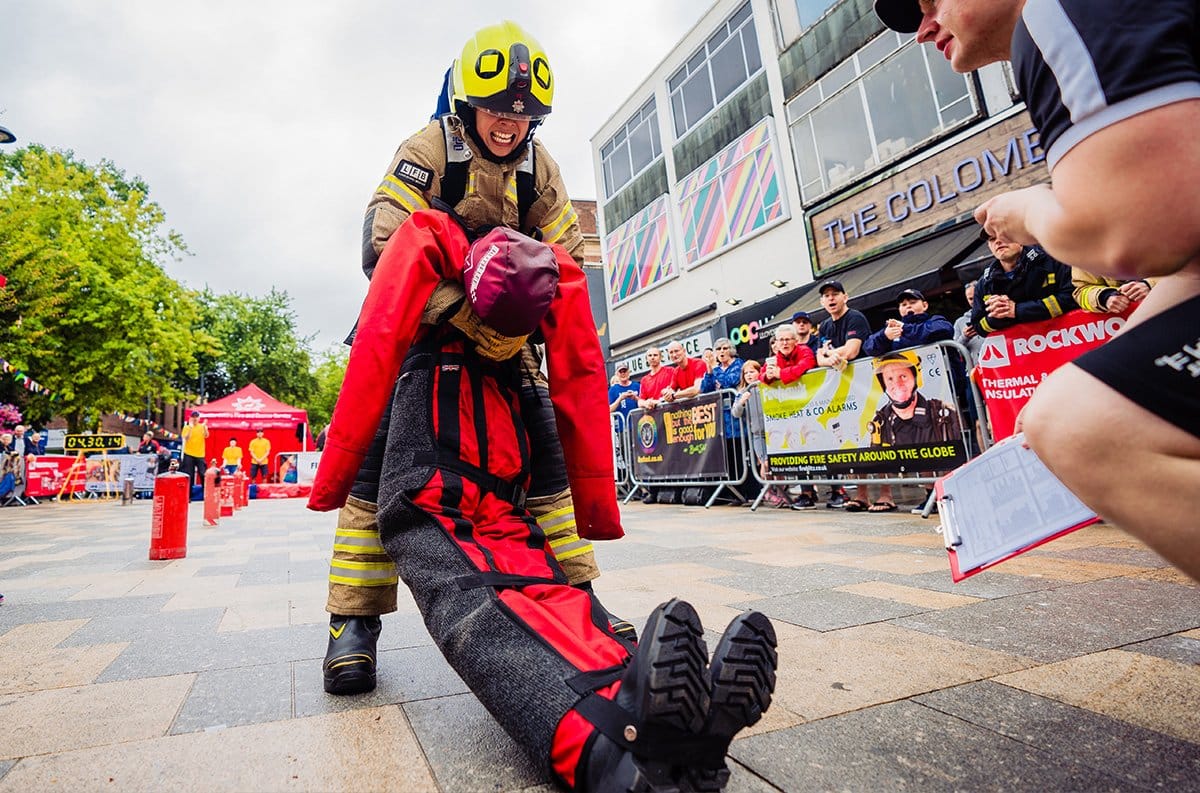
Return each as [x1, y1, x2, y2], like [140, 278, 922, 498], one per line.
[462, 227, 559, 337]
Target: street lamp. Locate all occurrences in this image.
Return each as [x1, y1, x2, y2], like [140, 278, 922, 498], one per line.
[0, 126, 15, 145]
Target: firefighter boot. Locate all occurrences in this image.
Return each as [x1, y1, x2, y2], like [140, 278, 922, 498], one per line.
[686, 611, 778, 792]
[323, 615, 382, 695]
[575, 580, 638, 643]
[582, 599, 710, 791]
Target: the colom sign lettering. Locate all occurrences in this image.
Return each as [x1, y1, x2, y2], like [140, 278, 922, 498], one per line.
[807, 112, 1049, 272]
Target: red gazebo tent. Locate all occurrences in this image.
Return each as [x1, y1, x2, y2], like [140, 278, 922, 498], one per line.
[191, 384, 314, 476]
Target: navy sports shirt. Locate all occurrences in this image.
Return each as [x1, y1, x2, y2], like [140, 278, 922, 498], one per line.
[1013, 0, 1200, 171]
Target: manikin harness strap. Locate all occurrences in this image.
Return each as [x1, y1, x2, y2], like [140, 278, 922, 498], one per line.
[413, 450, 527, 510]
[565, 667, 727, 767]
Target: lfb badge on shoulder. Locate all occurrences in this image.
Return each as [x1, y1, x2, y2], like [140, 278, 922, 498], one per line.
[394, 159, 434, 191]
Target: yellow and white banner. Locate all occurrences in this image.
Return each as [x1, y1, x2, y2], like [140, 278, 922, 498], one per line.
[759, 344, 967, 476]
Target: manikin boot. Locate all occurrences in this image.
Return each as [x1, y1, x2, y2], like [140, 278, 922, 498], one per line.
[323, 615, 382, 695]
[582, 599, 711, 791]
[686, 611, 778, 791]
[582, 602, 778, 792]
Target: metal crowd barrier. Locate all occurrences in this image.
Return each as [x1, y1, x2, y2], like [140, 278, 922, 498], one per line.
[611, 412, 634, 497]
[743, 340, 991, 515]
[622, 389, 752, 509]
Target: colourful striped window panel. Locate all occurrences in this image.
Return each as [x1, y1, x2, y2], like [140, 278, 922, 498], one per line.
[677, 118, 784, 266]
[603, 194, 676, 306]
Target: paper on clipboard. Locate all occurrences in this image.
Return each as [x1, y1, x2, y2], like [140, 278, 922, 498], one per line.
[936, 433, 1100, 581]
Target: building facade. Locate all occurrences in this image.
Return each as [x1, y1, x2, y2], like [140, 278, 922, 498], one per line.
[591, 0, 1045, 370]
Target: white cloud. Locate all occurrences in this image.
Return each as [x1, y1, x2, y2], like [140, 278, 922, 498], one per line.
[2, 1, 698, 350]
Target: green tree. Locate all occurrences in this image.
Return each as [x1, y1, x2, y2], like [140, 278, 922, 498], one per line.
[0, 146, 211, 431]
[306, 345, 349, 431]
[192, 288, 316, 406]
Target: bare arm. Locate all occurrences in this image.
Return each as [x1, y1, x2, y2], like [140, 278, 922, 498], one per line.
[977, 101, 1200, 279]
[833, 337, 862, 360]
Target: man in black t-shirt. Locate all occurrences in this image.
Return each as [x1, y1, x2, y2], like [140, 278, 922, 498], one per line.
[874, 0, 1200, 582]
[815, 280, 871, 369]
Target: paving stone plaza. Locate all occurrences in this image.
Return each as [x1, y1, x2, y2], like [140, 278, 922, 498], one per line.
[1, 497, 1198, 791]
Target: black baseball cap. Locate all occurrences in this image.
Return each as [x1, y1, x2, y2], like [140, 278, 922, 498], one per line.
[791, 311, 812, 323]
[896, 288, 925, 303]
[874, 0, 922, 33]
[818, 280, 845, 295]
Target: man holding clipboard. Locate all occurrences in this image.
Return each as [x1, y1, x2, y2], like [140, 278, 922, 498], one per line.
[874, 0, 1200, 582]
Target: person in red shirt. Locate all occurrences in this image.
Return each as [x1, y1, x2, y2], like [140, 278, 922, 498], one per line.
[761, 325, 816, 385]
[637, 346, 674, 410]
[662, 341, 707, 402]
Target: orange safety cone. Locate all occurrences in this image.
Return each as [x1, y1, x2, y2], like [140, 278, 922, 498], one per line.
[203, 466, 220, 526]
[150, 473, 189, 559]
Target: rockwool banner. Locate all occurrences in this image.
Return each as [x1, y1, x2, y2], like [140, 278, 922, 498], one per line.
[974, 309, 1131, 439]
[760, 344, 967, 476]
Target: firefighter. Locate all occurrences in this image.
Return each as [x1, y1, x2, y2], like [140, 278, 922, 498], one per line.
[323, 21, 633, 698]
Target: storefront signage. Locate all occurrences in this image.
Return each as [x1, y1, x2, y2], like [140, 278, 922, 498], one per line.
[807, 112, 1048, 272]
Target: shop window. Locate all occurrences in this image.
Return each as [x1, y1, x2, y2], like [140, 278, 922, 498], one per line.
[668, 2, 762, 138]
[677, 118, 785, 266]
[600, 97, 662, 197]
[604, 194, 676, 306]
[787, 32, 977, 202]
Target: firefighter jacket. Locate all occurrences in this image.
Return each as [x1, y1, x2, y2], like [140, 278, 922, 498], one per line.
[363, 117, 583, 278]
[970, 245, 1078, 336]
[862, 313, 954, 357]
[870, 393, 962, 447]
[309, 211, 622, 541]
[1071, 267, 1155, 313]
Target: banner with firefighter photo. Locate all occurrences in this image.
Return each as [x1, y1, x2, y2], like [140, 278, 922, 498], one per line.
[631, 391, 727, 482]
[760, 344, 967, 476]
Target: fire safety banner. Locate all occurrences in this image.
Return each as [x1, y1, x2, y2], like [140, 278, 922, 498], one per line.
[24, 455, 85, 498]
[631, 391, 727, 481]
[974, 308, 1131, 440]
[760, 343, 967, 476]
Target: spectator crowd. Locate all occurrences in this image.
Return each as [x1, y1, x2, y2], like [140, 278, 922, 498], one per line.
[609, 231, 1134, 514]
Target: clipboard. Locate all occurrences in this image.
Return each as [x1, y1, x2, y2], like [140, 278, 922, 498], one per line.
[936, 433, 1100, 581]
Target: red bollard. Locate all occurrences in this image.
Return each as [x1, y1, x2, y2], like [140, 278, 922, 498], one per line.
[150, 473, 189, 560]
[203, 466, 220, 526]
[241, 471, 251, 505]
[220, 477, 235, 518]
[232, 467, 247, 511]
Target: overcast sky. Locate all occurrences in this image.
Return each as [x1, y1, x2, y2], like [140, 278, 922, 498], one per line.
[2, 1, 702, 351]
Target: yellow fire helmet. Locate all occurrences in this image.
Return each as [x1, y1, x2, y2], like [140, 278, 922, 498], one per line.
[452, 21, 553, 119]
[873, 350, 922, 389]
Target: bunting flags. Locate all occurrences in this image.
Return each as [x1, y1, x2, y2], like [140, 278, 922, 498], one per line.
[0, 356, 59, 400]
[0, 356, 178, 439]
[113, 412, 180, 440]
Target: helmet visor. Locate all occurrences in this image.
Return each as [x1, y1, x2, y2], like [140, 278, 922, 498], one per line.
[475, 105, 547, 123]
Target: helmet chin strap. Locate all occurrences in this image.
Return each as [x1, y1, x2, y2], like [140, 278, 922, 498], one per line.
[457, 102, 538, 165]
[890, 393, 917, 410]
